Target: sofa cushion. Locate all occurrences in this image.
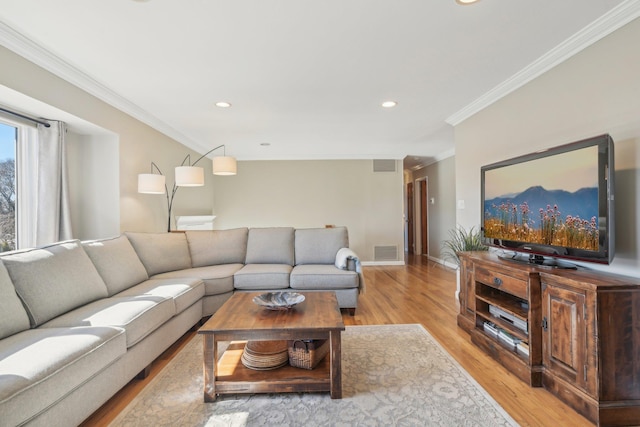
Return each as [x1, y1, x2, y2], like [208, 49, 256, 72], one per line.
[41, 295, 174, 348]
[125, 232, 192, 276]
[245, 227, 295, 265]
[290, 264, 359, 289]
[0, 262, 30, 340]
[185, 228, 248, 267]
[152, 264, 242, 296]
[83, 235, 149, 296]
[234, 264, 292, 290]
[116, 277, 205, 314]
[1, 240, 109, 327]
[295, 227, 349, 265]
[0, 326, 126, 427]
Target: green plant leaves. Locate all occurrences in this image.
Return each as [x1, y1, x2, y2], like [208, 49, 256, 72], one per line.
[441, 226, 487, 267]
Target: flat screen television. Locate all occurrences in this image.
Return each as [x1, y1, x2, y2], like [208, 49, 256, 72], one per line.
[481, 134, 615, 267]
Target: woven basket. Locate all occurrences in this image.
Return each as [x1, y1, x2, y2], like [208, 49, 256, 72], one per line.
[287, 339, 329, 370]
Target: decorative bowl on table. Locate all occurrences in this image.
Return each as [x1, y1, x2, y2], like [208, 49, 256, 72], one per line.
[253, 292, 305, 310]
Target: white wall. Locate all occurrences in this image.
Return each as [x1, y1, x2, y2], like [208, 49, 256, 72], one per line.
[212, 159, 405, 263]
[0, 47, 406, 254]
[66, 131, 120, 239]
[0, 45, 215, 236]
[411, 155, 457, 261]
[455, 17, 640, 277]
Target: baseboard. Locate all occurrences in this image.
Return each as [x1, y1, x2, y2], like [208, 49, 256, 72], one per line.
[427, 255, 457, 270]
[361, 261, 405, 266]
[362, 257, 456, 268]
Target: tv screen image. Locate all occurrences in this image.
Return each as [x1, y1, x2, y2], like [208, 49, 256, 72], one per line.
[481, 134, 614, 266]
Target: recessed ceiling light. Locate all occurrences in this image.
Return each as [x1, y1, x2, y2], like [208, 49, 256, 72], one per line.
[215, 102, 232, 108]
[456, 0, 480, 5]
[381, 101, 397, 108]
[260, 143, 271, 146]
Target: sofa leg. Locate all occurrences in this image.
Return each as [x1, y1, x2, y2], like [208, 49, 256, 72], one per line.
[136, 365, 151, 380]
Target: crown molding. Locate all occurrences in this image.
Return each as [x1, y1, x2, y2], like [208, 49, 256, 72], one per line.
[409, 147, 455, 171]
[446, 0, 640, 126]
[0, 20, 207, 153]
[425, 147, 456, 167]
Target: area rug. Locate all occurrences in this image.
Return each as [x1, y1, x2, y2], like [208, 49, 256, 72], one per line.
[110, 324, 518, 426]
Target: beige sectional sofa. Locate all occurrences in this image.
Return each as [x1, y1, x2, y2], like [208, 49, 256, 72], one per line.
[0, 226, 362, 427]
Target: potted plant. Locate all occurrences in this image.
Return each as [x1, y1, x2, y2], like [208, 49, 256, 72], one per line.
[441, 226, 488, 300]
[441, 225, 487, 267]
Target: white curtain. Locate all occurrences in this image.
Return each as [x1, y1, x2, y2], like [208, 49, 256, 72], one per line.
[15, 123, 37, 249]
[34, 121, 73, 245]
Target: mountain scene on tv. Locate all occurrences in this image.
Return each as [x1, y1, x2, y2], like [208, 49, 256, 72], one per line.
[483, 146, 600, 251]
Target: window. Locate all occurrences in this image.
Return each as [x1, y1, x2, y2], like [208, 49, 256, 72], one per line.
[0, 121, 16, 251]
[0, 116, 37, 251]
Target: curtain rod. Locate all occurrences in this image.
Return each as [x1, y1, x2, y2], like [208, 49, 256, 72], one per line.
[0, 106, 51, 128]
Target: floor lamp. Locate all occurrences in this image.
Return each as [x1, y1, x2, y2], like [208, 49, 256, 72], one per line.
[138, 144, 236, 232]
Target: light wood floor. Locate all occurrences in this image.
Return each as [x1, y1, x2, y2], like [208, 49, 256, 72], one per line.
[82, 254, 592, 426]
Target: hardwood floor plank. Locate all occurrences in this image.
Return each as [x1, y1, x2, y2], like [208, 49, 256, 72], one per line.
[81, 254, 592, 426]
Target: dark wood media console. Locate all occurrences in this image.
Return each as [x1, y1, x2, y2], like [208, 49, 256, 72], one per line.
[457, 251, 640, 427]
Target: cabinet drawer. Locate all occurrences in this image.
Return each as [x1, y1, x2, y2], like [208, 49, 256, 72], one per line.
[475, 267, 528, 299]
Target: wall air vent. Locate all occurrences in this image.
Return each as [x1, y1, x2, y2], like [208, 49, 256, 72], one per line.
[374, 245, 398, 261]
[373, 159, 396, 172]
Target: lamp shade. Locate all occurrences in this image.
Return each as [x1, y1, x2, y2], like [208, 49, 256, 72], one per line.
[212, 156, 237, 176]
[175, 166, 204, 186]
[138, 173, 165, 194]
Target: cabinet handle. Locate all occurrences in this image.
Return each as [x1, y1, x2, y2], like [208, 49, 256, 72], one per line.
[493, 277, 502, 286]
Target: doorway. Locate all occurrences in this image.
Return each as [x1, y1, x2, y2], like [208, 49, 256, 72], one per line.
[414, 177, 428, 256]
[406, 182, 414, 253]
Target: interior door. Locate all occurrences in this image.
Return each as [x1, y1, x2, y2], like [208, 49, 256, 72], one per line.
[407, 182, 414, 254]
[420, 180, 428, 255]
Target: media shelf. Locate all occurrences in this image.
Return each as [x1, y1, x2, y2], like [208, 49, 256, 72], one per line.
[475, 285, 528, 341]
[457, 251, 640, 426]
[458, 255, 542, 386]
[476, 315, 529, 364]
[476, 312, 526, 344]
[475, 286, 528, 319]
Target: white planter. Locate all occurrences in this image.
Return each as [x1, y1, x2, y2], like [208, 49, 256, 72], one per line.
[454, 268, 461, 303]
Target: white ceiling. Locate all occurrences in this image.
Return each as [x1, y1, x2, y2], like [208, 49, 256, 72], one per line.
[0, 0, 637, 169]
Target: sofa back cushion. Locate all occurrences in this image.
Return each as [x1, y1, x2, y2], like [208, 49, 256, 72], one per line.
[125, 232, 192, 276]
[295, 227, 349, 265]
[0, 261, 31, 339]
[1, 240, 109, 327]
[245, 227, 295, 265]
[185, 228, 248, 267]
[83, 235, 149, 296]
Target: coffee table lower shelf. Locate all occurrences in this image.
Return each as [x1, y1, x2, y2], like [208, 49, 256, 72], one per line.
[207, 341, 334, 400]
[199, 292, 344, 403]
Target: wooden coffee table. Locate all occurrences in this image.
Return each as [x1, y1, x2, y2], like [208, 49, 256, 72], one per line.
[198, 291, 345, 402]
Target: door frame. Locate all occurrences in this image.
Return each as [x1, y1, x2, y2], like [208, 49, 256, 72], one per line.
[406, 181, 414, 254]
[414, 177, 428, 256]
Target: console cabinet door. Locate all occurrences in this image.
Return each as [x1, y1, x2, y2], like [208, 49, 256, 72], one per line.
[541, 282, 589, 393]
